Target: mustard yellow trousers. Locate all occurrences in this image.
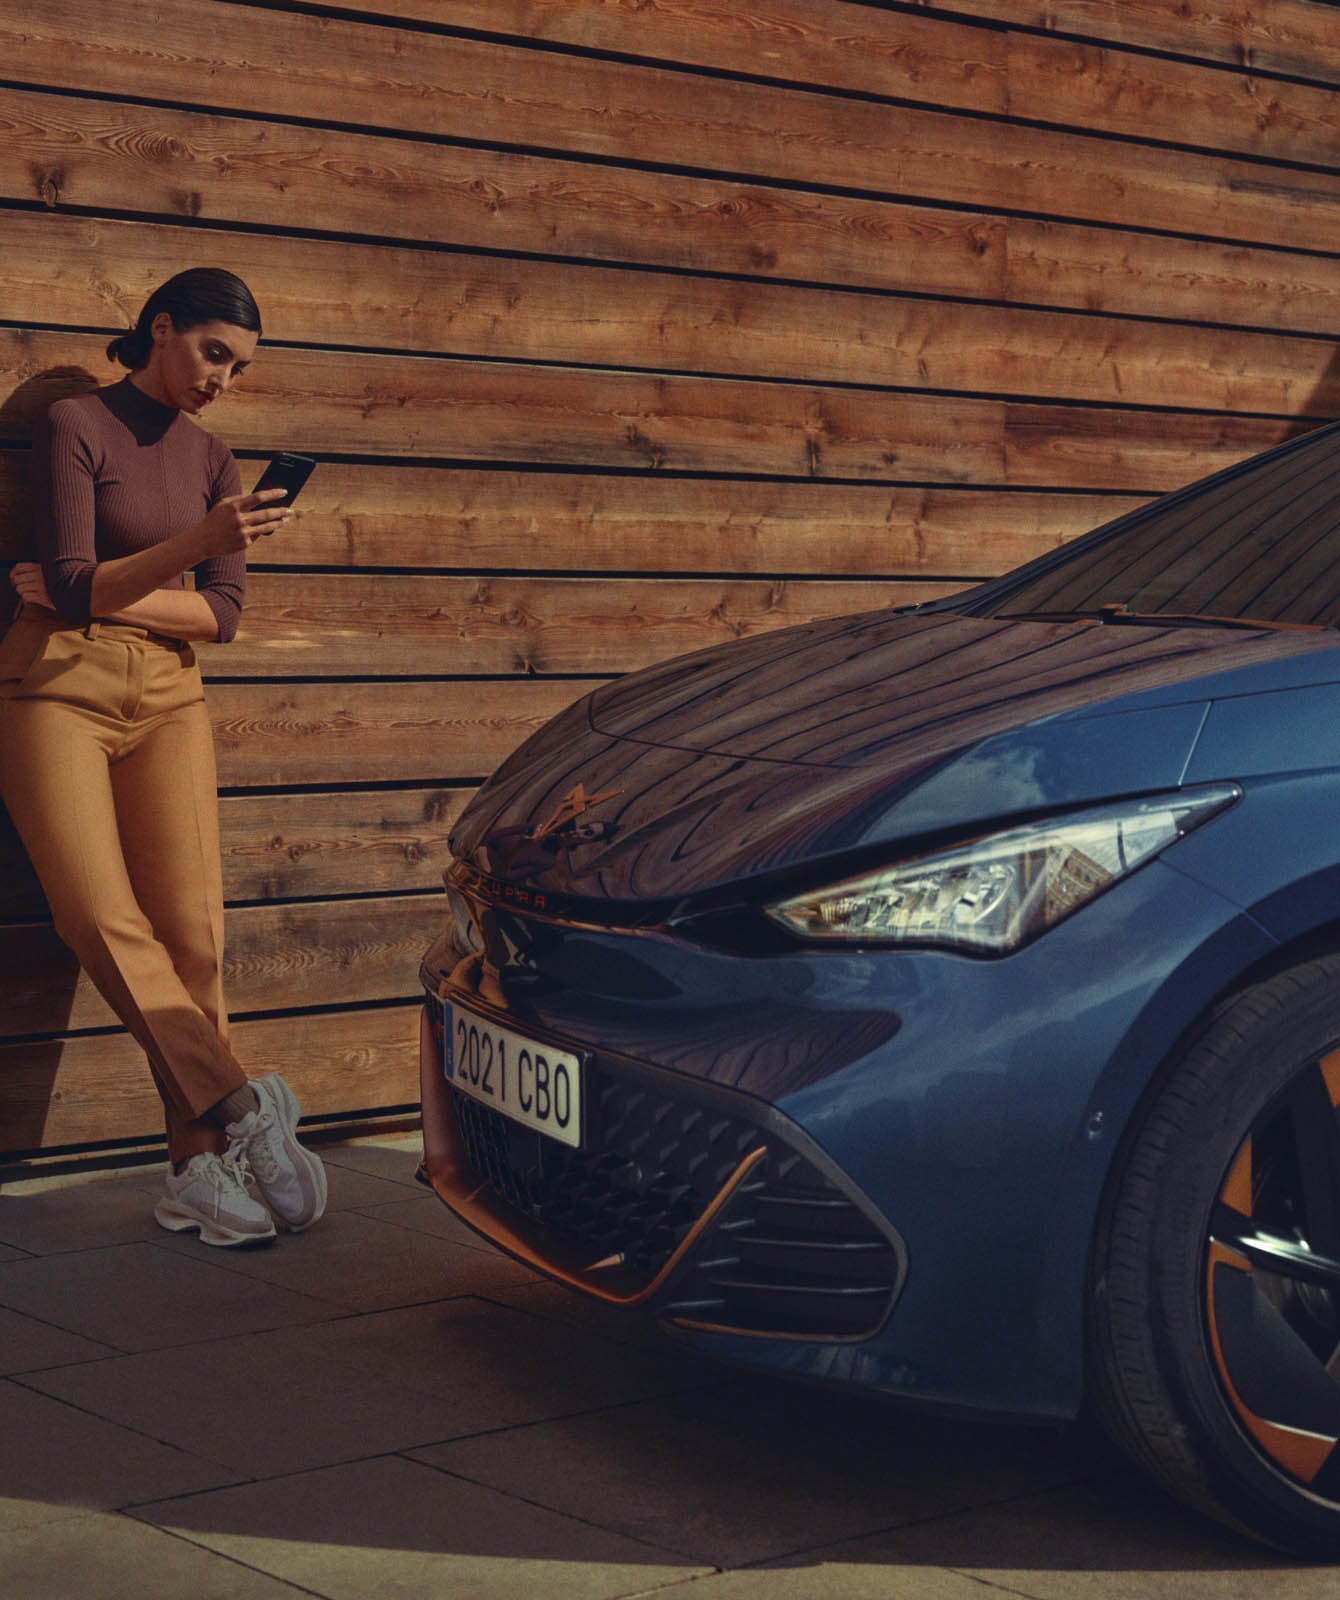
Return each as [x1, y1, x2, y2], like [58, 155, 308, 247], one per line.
[0, 609, 248, 1161]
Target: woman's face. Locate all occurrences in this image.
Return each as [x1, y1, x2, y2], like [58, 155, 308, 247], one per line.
[136, 314, 260, 415]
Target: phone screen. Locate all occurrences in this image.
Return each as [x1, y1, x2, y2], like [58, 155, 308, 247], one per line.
[251, 453, 316, 506]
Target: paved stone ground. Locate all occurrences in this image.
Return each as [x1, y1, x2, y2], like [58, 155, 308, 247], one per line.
[1, 1132, 1336, 1599]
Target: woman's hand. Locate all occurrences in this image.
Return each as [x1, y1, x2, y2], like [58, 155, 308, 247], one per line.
[9, 563, 54, 610]
[192, 488, 292, 556]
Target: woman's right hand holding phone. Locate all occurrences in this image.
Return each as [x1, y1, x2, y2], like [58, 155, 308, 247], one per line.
[194, 488, 291, 555]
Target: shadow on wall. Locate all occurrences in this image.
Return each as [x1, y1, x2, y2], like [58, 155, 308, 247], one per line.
[0, 366, 101, 1158]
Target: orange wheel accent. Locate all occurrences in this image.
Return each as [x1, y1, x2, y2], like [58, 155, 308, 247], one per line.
[1206, 1242, 1338, 1485]
[1220, 1136, 1253, 1216]
[1321, 1049, 1340, 1109]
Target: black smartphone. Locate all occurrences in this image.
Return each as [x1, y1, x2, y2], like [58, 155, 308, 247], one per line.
[250, 452, 316, 508]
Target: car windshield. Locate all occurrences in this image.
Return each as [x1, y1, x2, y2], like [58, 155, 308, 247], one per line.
[944, 420, 1340, 630]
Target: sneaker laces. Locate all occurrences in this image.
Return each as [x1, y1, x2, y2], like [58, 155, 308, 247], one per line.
[242, 1107, 283, 1185]
[215, 1145, 255, 1197]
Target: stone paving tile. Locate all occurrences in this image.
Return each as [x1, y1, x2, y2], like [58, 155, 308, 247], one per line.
[0, 1304, 112, 1375]
[0, 1170, 163, 1255]
[0, 1381, 240, 1533]
[352, 1189, 505, 1249]
[19, 1296, 703, 1479]
[132, 1454, 709, 1600]
[317, 1137, 425, 1187]
[149, 1207, 538, 1313]
[412, 1379, 1116, 1569]
[813, 1474, 1340, 1598]
[22, 1318, 488, 1480]
[320, 1158, 431, 1214]
[0, 1242, 331, 1353]
[0, 1510, 307, 1600]
[294, 1296, 716, 1421]
[616, 1560, 1011, 1599]
[476, 1277, 674, 1346]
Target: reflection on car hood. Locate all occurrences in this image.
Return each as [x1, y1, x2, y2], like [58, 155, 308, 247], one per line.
[452, 610, 1338, 902]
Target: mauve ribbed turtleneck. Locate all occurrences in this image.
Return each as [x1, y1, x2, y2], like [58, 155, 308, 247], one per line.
[33, 378, 245, 642]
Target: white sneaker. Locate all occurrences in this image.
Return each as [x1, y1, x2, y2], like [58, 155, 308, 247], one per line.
[154, 1150, 276, 1247]
[226, 1074, 327, 1231]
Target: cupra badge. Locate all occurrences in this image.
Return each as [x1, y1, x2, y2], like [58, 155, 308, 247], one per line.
[530, 782, 625, 842]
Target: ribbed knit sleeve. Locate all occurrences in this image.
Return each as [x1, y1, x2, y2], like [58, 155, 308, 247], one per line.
[194, 441, 245, 644]
[35, 400, 99, 625]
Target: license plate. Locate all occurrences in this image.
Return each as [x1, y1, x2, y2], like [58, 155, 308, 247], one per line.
[444, 1003, 583, 1149]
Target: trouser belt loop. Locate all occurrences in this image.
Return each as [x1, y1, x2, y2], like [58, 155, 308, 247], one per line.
[84, 621, 101, 640]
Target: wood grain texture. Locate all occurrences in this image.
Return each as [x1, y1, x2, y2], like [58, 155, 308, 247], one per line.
[0, 786, 468, 920]
[282, 0, 1011, 109]
[16, 196, 1340, 356]
[2, 330, 1009, 482]
[5, 0, 1008, 150]
[0, 447, 1135, 571]
[63, 0, 1336, 177]
[1004, 32, 1340, 170]
[223, 574, 959, 678]
[1003, 404, 1308, 490]
[1006, 219, 1340, 340]
[2, 329, 1328, 495]
[0, 895, 443, 1037]
[2, 215, 1338, 415]
[7, 84, 1340, 261]
[0, 209, 1010, 340]
[306, 0, 1340, 101]
[899, 0, 1340, 87]
[0, 1004, 421, 1153]
[205, 679, 598, 787]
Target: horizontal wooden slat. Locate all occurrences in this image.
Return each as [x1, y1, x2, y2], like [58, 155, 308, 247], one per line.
[3, 215, 1338, 418]
[902, 0, 1340, 88]
[240, 0, 1011, 111]
[1004, 32, 1340, 169]
[0, 1004, 420, 1153]
[0, 448, 1142, 572]
[72, 0, 1340, 181]
[0, 330, 1319, 493]
[1003, 406, 1307, 491]
[328, 0, 1340, 95]
[10, 336, 1320, 498]
[0, 894, 443, 1036]
[4, 0, 1004, 159]
[0, 786, 468, 921]
[216, 787, 464, 902]
[0, 91, 1003, 297]
[1006, 219, 1340, 340]
[7, 85, 1340, 264]
[222, 574, 958, 678]
[206, 679, 596, 787]
[0, 440, 1147, 572]
[1, 330, 1006, 482]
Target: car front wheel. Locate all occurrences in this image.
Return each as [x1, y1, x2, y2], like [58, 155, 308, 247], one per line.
[1089, 953, 1340, 1555]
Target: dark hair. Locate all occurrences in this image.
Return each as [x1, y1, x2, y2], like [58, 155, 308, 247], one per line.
[107, 268, 262, 369]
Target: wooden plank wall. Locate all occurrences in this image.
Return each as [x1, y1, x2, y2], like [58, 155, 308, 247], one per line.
[1, 0, 1337, 1157]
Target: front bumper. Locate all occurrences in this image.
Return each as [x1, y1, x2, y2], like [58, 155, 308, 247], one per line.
[418, 853, 1277, 1420]
[419, 990, 907, 1341]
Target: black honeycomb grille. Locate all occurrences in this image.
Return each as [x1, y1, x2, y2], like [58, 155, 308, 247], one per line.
[447, 1049, 904, 1339]
[451, 1062, 760, 1274]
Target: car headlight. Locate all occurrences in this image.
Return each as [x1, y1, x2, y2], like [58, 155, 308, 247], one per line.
[765, 784, 1240, 954]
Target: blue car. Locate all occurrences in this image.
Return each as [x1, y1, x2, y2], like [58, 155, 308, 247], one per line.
[418, 421, 1340, 1555]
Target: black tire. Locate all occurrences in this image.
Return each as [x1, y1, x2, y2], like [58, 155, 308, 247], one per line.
[1089, 953, 1340, 1556]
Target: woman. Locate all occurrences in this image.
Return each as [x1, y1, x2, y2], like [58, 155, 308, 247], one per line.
[0, 268, 327, 1245]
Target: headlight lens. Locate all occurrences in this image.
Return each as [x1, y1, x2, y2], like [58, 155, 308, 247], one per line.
[766, 784, 1240, 954]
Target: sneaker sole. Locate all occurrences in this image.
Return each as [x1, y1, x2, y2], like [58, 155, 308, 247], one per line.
[154, 1201, 276, 1248]
[259, 1074, 329, 1231]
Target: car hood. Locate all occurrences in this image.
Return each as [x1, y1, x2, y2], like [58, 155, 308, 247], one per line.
[451, 610, 1338, 903]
